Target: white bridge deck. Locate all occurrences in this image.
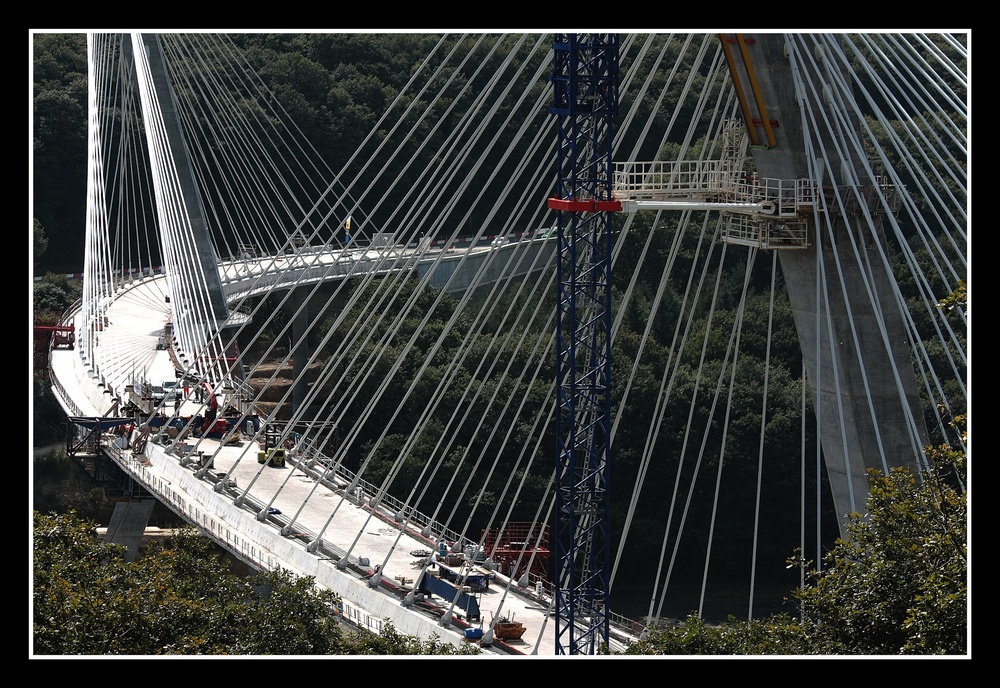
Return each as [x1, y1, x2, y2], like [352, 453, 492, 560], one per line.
[48, 241, 642, 655]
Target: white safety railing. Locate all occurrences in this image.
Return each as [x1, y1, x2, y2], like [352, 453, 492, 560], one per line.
[613, 160, 739, 200]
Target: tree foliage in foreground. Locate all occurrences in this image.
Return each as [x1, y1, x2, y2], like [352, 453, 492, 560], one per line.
[32, 511, 479, 656]
[621, 416, 968, 656]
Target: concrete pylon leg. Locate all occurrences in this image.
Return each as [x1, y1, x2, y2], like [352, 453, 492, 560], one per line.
[779, 222, 926, 525]
[104, 498, 156, 562]
[723, 33, 928, 535]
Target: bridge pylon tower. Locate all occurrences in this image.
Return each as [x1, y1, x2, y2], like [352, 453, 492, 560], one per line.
[720, 33, 929, 533]
[127, 34, 240, 384]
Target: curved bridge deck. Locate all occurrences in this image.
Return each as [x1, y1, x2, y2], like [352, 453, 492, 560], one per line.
[48, 235, 639, 655]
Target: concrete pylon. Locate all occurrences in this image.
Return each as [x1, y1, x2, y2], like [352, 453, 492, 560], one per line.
[723, 33, 928, 530]
[131, 33, 231, 361]
[104, 498, 156, 562]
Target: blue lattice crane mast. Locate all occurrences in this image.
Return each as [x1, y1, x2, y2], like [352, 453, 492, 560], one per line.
[547, 33, 621, 655]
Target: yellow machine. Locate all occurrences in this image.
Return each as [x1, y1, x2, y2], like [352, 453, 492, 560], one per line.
[257, 448, 286, 467]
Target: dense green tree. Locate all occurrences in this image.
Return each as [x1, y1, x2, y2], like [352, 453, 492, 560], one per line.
[33, 281, 73, 314]
[32, 34, 88, 273]
[32, 511, 480, 656]
[31, 450, 110, 521]
[619, 416, 968, 656]
[33, 512, 340, 655]
[621, 613, 811, 655]
[33, 218, 48, 270]
[32, 273, 83, 324]
[790, 421, 967, 655]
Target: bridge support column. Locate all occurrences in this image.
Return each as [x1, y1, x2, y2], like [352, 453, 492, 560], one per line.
[131, 33, 230, 359]
[724, 33, 928, 532]
[103, 498, 156, 562]
[778, 218, 926, 522]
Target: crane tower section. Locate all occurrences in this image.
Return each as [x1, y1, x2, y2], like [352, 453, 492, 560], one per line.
[547, 33, 620, 656]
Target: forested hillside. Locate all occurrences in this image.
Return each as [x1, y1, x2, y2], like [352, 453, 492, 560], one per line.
[33, 33, 449, 274]
[31, 32, 965, 596]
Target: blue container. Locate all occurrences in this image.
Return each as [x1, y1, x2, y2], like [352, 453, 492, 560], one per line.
[464, 628, 483, 640]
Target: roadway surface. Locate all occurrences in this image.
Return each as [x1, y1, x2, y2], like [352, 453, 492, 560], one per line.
[47, 248, 640, 655]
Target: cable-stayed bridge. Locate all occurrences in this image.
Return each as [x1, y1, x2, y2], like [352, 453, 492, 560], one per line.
[43, 32, 967, 655]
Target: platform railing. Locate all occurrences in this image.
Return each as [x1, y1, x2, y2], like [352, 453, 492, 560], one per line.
[613, 160, 738, 199]
[299, 453, 466, 548]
